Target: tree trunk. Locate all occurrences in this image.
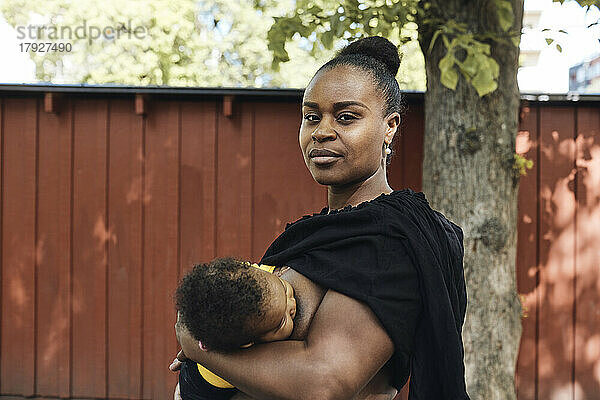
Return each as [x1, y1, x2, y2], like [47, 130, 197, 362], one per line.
[417, 1, 524, 399]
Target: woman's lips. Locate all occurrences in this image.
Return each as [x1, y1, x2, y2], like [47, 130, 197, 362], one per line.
[311, 156, 341, 165]
[309, 148, 342, 165]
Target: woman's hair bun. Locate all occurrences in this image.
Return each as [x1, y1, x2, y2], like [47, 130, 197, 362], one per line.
[338, 36, 400, 76]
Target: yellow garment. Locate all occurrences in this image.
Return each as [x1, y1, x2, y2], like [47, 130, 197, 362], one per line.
[197, 364, 235, 388]
[197, 262, 276, 388]
[249, 262, 276, 274]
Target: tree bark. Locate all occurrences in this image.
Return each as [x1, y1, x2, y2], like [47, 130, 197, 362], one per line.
[417, 1, 524, 399]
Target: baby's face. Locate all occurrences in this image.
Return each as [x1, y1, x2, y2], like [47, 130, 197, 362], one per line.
[252, 269, 297, 343]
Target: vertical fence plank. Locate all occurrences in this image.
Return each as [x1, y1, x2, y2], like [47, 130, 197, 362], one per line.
[404, 102, 424, 192]
[216, 100, 253, 259]
[516, 103, 540, 400]
[36, 98, 73, 397]
[71, 99, 108, 398]
[179, 101, 217, 276]
[107, 98, 143, 398]
[142, 100, 179, 399]
[0, 97, 37, 396]
[389, 101, 424, 193]
[538, 106, 577, 400]
[252, 101, 326, 261]
[574, 106, 600, 399]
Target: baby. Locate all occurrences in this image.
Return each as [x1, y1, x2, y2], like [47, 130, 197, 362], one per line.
[175, 257, 297, 400]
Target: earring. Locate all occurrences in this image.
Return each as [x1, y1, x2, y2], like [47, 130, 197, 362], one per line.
[384, 144, 392, 155]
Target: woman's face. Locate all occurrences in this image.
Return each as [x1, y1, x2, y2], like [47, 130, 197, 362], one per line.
[299, 65, 395, 187]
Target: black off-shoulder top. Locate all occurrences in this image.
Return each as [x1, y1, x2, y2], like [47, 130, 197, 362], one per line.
[259, 189, 469, 400]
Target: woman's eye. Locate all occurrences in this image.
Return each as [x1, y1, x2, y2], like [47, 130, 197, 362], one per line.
[303, 114, 319, 122]
[337, 113, 356, 122]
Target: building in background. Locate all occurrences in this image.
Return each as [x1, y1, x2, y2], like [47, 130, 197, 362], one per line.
[569, 55, 600, 93]
[518, 0, 600, 93]
[519, 8, 542, 71]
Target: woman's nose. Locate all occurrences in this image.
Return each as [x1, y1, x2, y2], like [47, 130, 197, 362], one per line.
[311, 124, 337, 142]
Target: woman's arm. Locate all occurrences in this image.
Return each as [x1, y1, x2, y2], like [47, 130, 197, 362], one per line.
[176, 288, 394, 400]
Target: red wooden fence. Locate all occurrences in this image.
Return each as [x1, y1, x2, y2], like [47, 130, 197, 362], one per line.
[515, 102, 600, 400]
[0, 86, 598, 399]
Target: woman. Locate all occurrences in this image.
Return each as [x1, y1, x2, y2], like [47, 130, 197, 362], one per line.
[172, 36, 469, 400]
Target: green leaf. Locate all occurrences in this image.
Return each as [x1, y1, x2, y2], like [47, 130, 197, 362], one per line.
[330, 15, 341, 35]
[556, 43, 563, 52]
[441, 66, 459, 90]
[439, 53, 458, 90]
[478, 55, 500, 78]
[335, 20, 346, 36]
[490, 57, 500, 78]
[545, 37, 554, 45]
[321, 30, 334, 49]
[306, 5, 323, 15]
[471, 67, 497, 97]
[273, 46, 290, 62]
[439, 51, 455, 71]
[382, 6, 397, 23]
[459, 53, 478, 78]
[513, 154, 534, 176]
[496, 0, 514, 32]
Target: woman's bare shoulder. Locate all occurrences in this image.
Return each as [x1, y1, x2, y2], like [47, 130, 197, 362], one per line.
[279, 267, 326, 340]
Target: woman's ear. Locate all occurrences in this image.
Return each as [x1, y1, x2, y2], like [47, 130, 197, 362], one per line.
[240, 342, 254, 348]
[385, 112, 401, 144]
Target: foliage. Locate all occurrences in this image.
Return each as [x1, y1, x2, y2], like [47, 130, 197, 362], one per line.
[554, 0, 600, 9]
[513, 153, 534, 177]
[268, 0, 598, 97]
[267, 0, 420, 64]
[0, 0, 425, 89]
[519, 294, 529, 318]
[430, 20, 503, 96]
[1, 0, 597, 91]
[267, 0, 522, 97]
[0, 0, 329, 87]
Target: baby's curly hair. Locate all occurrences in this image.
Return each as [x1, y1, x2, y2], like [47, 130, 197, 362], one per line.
[175, 257, 269, 352]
